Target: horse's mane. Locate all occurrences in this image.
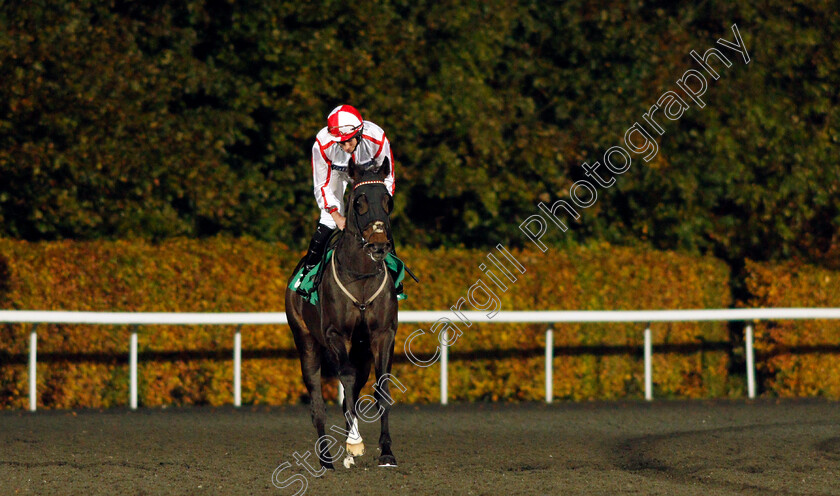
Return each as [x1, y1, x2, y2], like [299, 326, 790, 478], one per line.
[353, 169, 387, 186]
[351, 156, 390, 186]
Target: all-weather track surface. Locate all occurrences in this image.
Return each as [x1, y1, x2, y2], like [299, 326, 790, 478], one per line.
[1, 399, 838, 496]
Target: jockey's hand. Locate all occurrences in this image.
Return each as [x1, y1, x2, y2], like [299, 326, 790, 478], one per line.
[330, 211, 347, 231]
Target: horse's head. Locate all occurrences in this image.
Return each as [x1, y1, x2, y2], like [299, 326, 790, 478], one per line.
[348, 158, 393, 262]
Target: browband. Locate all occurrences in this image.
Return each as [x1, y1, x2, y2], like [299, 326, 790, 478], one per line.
[354, 180, 386, 190]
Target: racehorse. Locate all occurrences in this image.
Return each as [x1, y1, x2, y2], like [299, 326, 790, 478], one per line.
[285, 160, 399, 469]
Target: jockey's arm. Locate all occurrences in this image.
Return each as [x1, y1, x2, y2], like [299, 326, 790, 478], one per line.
[311, 140, 343, 215]
[378, 136, 396, 196]
[330, 210, 346, 231]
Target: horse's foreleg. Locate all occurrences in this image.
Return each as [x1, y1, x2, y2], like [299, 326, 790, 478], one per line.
[372, 329, 398, 467]
[345, 357, 371, 459]
[299, 350, 334, 470]
[351, 359, 372, 414]
[326, 327, 365, 464]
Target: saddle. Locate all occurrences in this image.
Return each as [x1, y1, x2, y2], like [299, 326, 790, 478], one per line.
[289, 249, 407, 305]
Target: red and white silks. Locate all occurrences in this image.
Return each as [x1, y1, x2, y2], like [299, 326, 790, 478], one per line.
[311, 120, 395, 228]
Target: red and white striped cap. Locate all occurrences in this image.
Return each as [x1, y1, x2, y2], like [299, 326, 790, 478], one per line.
[326, 105, 364, 142]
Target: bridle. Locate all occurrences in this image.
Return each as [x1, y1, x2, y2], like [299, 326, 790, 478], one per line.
[330, 178, 391, 313]
[348, 179, 388, 244]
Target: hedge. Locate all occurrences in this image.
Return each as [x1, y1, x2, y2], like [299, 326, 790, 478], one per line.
[1, 238, 732, 409]
[744, 260, 840, 398]
[397, 243, 733, 402]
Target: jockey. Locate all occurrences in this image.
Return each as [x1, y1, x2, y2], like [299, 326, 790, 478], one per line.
[299, 104, 401, 295]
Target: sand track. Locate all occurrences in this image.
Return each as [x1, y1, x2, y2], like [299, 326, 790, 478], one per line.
[1, 399, 837, 495]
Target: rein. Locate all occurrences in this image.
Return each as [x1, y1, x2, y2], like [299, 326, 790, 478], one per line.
[331, 252, 389, 312]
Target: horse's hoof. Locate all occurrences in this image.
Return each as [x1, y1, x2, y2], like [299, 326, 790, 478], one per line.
[378, 455, 397, 467]
[346, 442, 365, 457]
[322, 461, 335, 471]
[342, 455, 355, 469]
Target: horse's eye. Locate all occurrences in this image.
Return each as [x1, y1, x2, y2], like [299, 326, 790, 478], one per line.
[382, 194, 393, 214]
[354, 195, 369, 215]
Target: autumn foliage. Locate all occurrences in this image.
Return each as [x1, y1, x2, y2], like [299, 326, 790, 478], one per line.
[744, 260, 840, 398]
[1, 2, 838, 409]
[1, 238, 733, 408]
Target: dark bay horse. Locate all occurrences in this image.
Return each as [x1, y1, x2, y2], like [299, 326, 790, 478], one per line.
[285, 160, 399, 469]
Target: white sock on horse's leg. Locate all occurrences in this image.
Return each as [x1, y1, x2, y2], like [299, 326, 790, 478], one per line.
[346, 417, 365, 457]
[347, 417, 362, 444]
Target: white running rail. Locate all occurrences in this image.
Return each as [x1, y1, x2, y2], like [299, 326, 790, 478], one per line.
[3, 308, 839, 411]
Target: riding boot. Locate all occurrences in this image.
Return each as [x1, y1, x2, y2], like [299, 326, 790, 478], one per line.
[297, 223, 335, 296]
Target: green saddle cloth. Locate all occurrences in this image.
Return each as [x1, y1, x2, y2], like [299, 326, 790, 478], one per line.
[289, 250, 406, 305]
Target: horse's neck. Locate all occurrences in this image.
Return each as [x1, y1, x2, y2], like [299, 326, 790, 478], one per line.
[335, 230, 377, 273]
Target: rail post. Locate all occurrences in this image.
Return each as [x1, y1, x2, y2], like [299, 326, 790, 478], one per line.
[234, 325, 242, 407]
[545, 327, 553, 404]
[29, 324, 38, 412]
[746, 324, 756, 399]
[644, 325, 653, 401]
[130, 328, 138, 410]
[441, 329, 448, 405]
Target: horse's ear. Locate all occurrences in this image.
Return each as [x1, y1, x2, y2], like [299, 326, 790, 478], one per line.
[349, 161, 362, 183]
[379, 157, 391, 179]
